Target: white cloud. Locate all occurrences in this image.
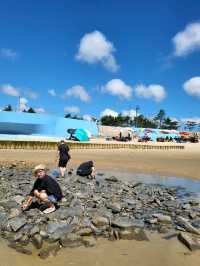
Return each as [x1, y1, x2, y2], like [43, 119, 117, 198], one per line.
[26, 90, 38, 100]
[173, 22, 200, 57]
[83, 114, 93, 121]
[0, 84, 20, 97]
[48, 89, 56, 97]
[135, 84, 166, 102]
[183, 77, 200, 99]
[0, 48, 19, 61]
[102, 79, 132, 99]
[64, 85, 90, 102]
[64, 106, 80, 113]
[35, 107, 45, 113]
[76, 30, 119, 73]
[122, 109, 137, 119]
[100, 108, 118, 117]
[19, 97, 28, 111]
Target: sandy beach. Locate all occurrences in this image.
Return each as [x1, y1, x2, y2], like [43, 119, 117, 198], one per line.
[0, 143, 200, 266]
[0, 143, 199, 179]
[0, 233, 199, 266]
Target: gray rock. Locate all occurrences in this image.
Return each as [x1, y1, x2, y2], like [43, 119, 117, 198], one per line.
[77, 228, 93, 236]
[0, 200, 18, 210]
[92, 215, 109, 227]
[0, 213, 7, 228]
[189, 212, 197, 220]
[19, 234, 30, 246]
[119, 230, 135, 240]
[105, 176, 118, 182]
[29, 225, 40, 236]
[192, 219, 200, 229]
[178, 232, 200, 251]
[153, 214, 171, 224]
[13, 195, 24, 205]
[8, 208, 21, 219]
[55, 207, 83, 220]
[13, 232, 24, 242]
[106, 202, 121, 213]
[132, 228, 149, 241]
[9, 217, 27, 232]
[47, 223, 74, 242]
[146, 218, 158, 224]
[82, 236, 96, 247]
[8, 242, 32, 255]
[157, 225, 171, 234]
[32, 234, 43, 249]
[176, 216, 200, 235]
[39, 230, 49, 240]
[38, 243, 61, 259]
[112, 217, 144, 229]
[163, 231, 178, 240]
[182, 203, 191, 210]
[60, 233, 83, 248]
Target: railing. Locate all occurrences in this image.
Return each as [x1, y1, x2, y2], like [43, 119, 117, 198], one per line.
[0, 140, 184, 150]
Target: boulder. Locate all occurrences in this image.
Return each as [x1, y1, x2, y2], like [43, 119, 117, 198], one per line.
[153, 214, 171, 224]
[9, 217, 27, 232]
[176, 216, 200, 235]
[112, 217, 144, 230]
[178, 232, 200, 251]
[60, 233, 83, 248]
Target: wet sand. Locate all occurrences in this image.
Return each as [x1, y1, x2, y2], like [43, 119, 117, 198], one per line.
[0, 233, 199, 266]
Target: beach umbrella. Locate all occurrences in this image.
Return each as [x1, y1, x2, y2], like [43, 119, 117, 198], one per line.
[74, 128, 89, 141]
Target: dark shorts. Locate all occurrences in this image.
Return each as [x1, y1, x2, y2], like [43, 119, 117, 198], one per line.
[58, 157, 69, 167]
[48, 195, 58, 203]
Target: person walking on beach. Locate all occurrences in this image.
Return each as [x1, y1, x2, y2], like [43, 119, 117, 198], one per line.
[57, 140, 71, 178]
[21, 164, 63, 214]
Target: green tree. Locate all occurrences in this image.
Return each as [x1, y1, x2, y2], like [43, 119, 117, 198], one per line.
[64, 113, 72, 118]
[154, 109, 166, 128]
[162, 117, 179, 130]
[3, 104, 13, 111]
[101, 115, 117, 126]
[27, 107, 36, 113]
[134, 115, 157, 128]
[116, 114, 130, 127]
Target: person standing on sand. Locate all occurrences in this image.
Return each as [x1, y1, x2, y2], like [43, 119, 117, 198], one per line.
[21, 164, 63, 214]
[57, 140, 71, 178]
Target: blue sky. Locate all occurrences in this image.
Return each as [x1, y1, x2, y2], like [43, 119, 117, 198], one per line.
[0, 0, 200, 122]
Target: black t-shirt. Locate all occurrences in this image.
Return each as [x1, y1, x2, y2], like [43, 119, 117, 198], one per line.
[30, 175, 63, 201]
[58, 143, 70, 159]
[76, 161, 94, 176]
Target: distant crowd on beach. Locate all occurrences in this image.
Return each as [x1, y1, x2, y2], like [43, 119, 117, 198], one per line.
[105, 130, 199, 144]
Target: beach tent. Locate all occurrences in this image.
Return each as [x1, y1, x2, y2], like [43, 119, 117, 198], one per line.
[84, 129, 92, 138]
[74, 128, 89, 141]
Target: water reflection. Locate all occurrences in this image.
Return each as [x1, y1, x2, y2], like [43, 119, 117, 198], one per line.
[97, 170, 200, 195]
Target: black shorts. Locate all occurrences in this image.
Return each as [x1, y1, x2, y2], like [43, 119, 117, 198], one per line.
[58, 157, 69, 167]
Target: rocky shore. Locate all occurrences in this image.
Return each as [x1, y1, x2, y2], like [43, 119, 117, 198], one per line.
[0, 162, 200, 259]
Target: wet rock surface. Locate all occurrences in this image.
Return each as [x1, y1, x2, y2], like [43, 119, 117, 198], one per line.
[0, 162, 200, 258]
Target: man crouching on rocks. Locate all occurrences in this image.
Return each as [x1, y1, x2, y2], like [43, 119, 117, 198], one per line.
[21, 164, 63, 214]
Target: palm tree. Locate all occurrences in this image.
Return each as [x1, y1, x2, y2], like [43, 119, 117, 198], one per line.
[3, 104, 13, 111]
[154, 109, 166, 128]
